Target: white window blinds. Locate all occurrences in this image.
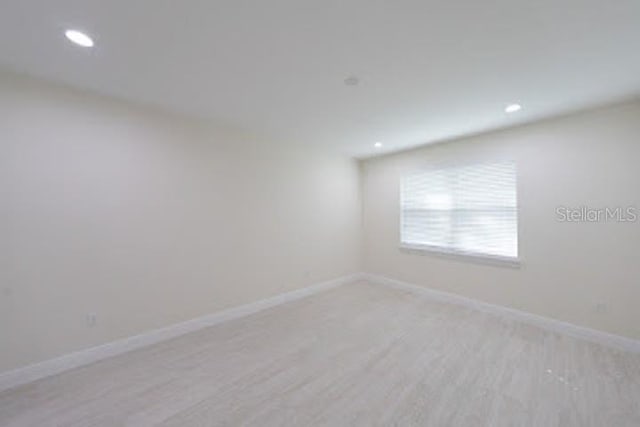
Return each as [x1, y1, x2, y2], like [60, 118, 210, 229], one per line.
[400, 162, 518, 260]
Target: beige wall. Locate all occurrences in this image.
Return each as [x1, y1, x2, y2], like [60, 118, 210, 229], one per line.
[362, 101, 640, 340]
[2, 68, 639, 375]
[0, 72, 361, 373]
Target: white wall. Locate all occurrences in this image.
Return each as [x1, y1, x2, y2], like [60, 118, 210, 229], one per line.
[0, 71, 361, 373]
[362, 101, 640, 340]
[2, 68, 638, 376]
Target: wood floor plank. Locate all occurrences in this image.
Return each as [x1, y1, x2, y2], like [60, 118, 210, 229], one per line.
[1, 281, 639, 426]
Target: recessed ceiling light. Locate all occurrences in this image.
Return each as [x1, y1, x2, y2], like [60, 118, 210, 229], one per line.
[65, 30, 94, 48]
[374, 142, 382, 148]
[505, 103, 522, 113]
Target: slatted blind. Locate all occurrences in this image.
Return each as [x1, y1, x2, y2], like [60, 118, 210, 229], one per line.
[400, 162, 518, 259]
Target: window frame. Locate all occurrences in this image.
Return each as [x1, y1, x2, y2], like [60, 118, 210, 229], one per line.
[399, 162, 521, 267]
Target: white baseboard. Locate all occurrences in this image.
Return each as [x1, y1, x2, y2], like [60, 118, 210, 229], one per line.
[363, 273, 640, 354]
[0, 273, 364, 393]
[5, 272, 635, 393]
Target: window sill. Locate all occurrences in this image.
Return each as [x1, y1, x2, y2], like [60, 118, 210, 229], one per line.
[399, 243, 521, 268]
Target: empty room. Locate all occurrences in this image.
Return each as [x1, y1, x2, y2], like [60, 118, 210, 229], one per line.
[1, 1, 639, 426]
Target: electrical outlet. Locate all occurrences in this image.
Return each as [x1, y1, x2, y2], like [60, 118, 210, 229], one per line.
[86, 313, 97, 327]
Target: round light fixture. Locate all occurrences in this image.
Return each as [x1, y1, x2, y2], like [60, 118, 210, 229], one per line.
[505, 103, 522, 113]
[374, 142, 383, 148]
[65, 30, 94, 48]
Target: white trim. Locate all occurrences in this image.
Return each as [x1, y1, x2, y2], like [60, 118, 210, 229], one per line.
[5, 272, 637, 393]
[363, 273, 640, 354]
[0, 273, 364, 392]
[399, 243, 521, 268]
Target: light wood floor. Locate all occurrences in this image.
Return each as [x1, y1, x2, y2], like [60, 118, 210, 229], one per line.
[2, 281, 640, 426]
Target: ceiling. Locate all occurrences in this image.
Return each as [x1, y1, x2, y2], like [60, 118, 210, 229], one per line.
[1, 0, 638, 157]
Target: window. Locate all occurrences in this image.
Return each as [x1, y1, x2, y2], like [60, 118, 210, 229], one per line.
[400, 162, 518, 262]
